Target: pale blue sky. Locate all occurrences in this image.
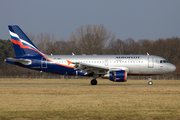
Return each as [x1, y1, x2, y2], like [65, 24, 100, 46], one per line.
[1, 0, 180, 41]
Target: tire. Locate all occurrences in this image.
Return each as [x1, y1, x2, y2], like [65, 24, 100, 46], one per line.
[148, 81, 153, 85]
[91, 79, 97, 85]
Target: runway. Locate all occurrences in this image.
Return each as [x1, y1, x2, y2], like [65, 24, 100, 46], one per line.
[0, 83, 180, 87]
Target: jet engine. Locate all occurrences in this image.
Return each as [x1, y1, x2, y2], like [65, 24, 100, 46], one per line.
[109, 70, 127, 82]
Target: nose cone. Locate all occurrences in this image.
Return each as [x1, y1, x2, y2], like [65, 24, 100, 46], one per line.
[171, 64, 176, 73]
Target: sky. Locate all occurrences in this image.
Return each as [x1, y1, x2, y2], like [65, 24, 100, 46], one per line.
[0, 0, 180, 41]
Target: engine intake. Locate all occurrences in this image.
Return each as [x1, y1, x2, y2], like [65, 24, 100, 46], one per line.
[109, 70, 127, 82]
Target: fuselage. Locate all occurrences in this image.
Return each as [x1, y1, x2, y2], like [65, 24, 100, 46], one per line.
[35, 54, 176, 76]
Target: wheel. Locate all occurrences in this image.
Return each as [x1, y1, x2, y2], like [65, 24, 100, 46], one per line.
[91, 79, 97, 85]
[148, 81, 153, 85]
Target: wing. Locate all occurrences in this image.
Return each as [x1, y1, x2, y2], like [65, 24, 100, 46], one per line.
[68, 60, 109, 75]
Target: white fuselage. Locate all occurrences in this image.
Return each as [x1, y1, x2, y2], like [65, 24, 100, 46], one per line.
[46, 54, 176, 75]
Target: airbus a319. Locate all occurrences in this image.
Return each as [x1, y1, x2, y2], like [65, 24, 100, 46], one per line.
[5, 25, 176, 85]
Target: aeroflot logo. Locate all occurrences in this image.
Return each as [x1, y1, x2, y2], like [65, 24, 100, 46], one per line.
[116, 56, 140, 59]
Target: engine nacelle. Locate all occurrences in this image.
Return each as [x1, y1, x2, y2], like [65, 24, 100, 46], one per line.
[109, 70, 127, 82]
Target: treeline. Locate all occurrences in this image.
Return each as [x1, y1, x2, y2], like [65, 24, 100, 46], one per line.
[1, 24, 180, 78]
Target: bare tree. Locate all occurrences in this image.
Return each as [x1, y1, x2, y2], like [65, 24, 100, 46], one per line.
[107, 39, 124, 54]
[47, 40, 75, 55]
[25, 33, 35, 43]
[69, 24, 115, 55]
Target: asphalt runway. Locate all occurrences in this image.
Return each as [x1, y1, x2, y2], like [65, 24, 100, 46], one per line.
[0, 84, 180, 87]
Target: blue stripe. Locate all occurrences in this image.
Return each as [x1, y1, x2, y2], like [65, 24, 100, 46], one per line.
[11, 35, 20, 41]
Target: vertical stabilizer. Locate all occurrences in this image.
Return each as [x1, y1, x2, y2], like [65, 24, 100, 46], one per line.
[8, 25, 42, 56]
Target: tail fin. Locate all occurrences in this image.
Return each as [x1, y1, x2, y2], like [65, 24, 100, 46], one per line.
[8, 25, 42, 56]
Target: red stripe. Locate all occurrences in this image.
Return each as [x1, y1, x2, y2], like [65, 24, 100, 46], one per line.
[11, 39, 23, 46]
[11, 38, 43, 55]
[11, 38, 76, 69]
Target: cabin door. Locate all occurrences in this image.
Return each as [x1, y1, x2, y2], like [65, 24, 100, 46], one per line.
[104, 59, 108, 66]
[148, 57, 154, 68]
[41, 57, 47, 68]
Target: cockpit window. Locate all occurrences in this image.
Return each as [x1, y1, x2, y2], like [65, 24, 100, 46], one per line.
[160, 60, 169, 63]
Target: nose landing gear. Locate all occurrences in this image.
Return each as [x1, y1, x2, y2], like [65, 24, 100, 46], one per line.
[148, 76, 153, 85]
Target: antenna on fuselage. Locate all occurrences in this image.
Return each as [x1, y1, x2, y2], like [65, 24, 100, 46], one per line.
[72, 53, 75, 56]
[147, 52, 149, 55]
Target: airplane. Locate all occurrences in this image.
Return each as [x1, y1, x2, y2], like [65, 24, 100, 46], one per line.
[5, 25, 176, 85]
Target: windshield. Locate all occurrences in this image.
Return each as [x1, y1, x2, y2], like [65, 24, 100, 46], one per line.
[160, 60, 169, 63]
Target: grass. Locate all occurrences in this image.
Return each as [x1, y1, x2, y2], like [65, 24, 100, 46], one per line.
[0, 78, 180, 120]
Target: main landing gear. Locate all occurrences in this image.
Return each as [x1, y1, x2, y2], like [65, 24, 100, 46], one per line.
[148, 76, 153, 85]
[91, 79, 98, 85]
[91, 74, 98, 85]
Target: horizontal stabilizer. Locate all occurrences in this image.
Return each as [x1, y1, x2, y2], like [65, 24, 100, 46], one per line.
[6, 57, 32, 65]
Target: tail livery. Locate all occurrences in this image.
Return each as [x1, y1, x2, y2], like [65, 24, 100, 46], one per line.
[8, 25, 42, 56]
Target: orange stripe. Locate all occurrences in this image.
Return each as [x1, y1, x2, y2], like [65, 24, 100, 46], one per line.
[55, 63, 75, 69]
[66, 60, 73, 65]
[124, 70, 127, 82]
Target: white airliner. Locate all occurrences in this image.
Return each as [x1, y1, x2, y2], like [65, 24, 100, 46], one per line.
[5, 25, 176, 85]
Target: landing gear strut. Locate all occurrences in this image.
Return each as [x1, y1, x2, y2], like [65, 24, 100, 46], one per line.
[91, 79, 98, 85]
[91, 74, 99, 85]
[148, 76, 153, 85]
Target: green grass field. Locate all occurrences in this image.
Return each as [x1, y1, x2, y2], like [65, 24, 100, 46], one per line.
[0, 78, 180, 120]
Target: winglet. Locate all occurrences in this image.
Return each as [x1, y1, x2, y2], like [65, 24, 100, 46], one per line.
[66, 60, 72, 65]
